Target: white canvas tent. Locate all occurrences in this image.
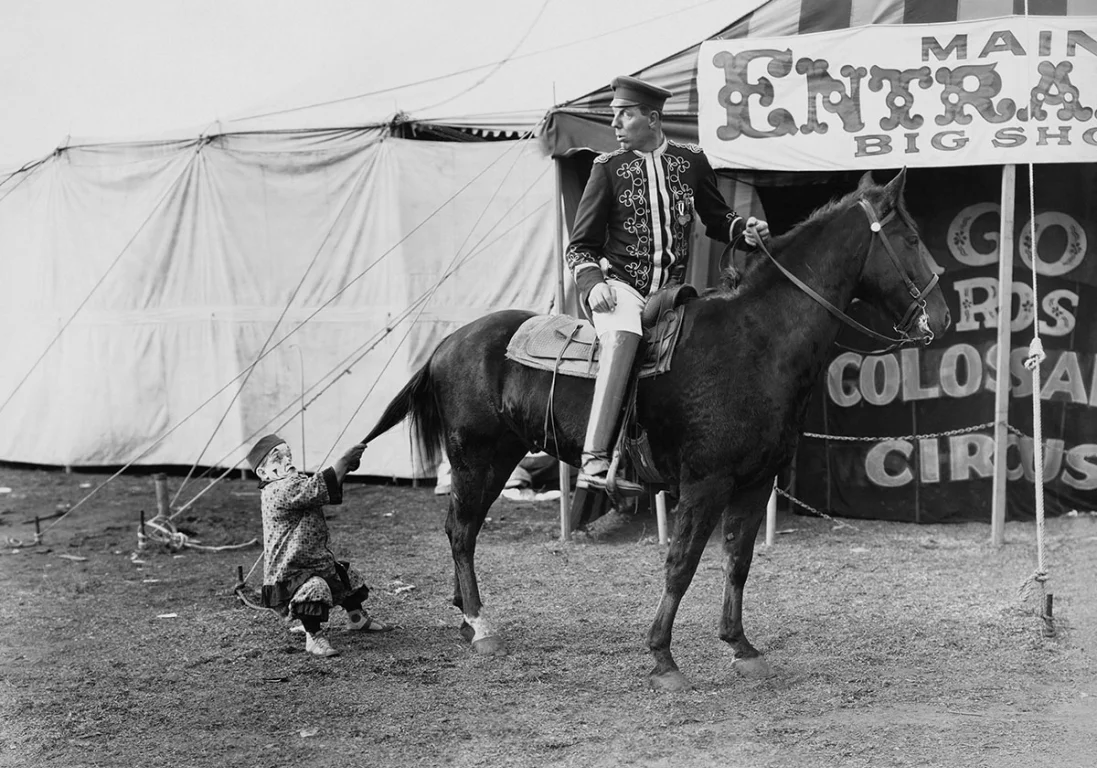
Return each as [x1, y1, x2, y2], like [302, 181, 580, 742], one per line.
[0, 128, 556, 477]
[1, 1, 764, 479]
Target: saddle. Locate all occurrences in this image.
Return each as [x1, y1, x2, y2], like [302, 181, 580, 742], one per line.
[506, 285, 698, 498]
[505, 284, 697, 379]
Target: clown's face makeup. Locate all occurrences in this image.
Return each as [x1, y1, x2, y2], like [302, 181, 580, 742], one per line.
[256, 443, 295, 482]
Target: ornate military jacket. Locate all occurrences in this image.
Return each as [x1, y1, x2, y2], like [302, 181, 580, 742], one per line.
[566, 139, 745, 298]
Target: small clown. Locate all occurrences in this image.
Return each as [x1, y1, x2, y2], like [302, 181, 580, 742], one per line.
[247, 434, 393, 657]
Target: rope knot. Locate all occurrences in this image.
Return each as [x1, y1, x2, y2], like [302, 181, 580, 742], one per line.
[146, 515, 189, 550]
[1024, 337, 1046, 371]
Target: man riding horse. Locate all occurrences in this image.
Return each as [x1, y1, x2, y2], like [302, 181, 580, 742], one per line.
[566, 75, 771, 495]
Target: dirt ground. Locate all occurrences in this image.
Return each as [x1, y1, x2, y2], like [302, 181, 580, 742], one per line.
[1, 464, 1095, 768]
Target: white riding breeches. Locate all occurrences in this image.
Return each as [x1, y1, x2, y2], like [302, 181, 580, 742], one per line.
[590, 279, 645, 337]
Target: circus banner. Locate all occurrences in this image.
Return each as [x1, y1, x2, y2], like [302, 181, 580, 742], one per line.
[697, 16, 1097, 171]
[795, 163, 1097, 523]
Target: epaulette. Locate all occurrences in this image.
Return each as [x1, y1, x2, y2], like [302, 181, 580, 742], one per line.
[593, 148, 626, 164]
[668, 140, 704, 154]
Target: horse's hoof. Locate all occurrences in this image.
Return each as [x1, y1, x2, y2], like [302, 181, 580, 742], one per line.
[648, 670, 692, 692]
[733, 656, 775, 679]
[459, 622, 476, 643]
[471, 636, 507, 656]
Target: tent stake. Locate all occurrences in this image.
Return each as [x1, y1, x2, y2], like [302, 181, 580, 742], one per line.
[153, 473, 169, 517]
[1042, 593, 1055, 637]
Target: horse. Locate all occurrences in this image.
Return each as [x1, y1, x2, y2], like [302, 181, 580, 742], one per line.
[361, 168, 951, 692]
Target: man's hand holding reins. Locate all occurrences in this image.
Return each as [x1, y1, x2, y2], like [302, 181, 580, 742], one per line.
[744, 216, 771, 247]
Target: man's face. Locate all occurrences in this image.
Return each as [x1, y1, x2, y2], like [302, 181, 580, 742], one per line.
[611, 106, 657, 151]
[257, 443, 295, 481]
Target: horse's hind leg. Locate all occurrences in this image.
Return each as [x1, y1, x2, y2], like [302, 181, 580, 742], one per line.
[647, 478, 726, 692]
[719, 478, 776, 679]
[445, 437, 527, 656]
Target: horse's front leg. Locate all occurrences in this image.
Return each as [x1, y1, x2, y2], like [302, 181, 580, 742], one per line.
[647, 479, 725, 692]
[719, 479, 775, 679]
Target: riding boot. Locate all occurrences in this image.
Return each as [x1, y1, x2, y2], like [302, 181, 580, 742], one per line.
[577, 330, 645, 496]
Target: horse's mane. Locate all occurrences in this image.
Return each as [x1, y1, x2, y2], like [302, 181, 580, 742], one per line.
[707, 180, 909, 297]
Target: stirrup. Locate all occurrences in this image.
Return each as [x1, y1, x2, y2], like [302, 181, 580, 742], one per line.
[577, 470, 644, 497]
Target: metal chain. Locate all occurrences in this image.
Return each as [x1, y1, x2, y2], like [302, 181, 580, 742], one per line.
[802, 421, 995, 442]
[803, 420, 1052, 446]
[773, 486, 857, 530]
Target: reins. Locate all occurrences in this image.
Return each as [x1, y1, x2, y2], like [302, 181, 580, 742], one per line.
[751, 197, 938, 355]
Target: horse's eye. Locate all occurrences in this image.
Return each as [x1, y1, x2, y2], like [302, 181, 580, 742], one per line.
[905, 235, 920, 247]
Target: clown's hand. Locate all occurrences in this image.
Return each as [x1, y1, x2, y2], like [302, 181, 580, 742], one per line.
[743, 217, 770, 247]
[336, 444, 366, 478]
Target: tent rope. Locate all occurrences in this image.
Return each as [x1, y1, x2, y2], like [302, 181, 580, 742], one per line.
[320, 130, 546, 466]
[0, 146, 197, 422]
[1018, 1, 1052, 637]
[39, 135, 538, 536]
[414, 0, 551, 114]
[138, 513, 257, 552]
[227, 0, 722, 124]
[172, 175, 552, 519]
[0, 150, 53, 203]
[227, 159, 549, 598]
[172, 132, 542, 502]
[1018, 158, 1050, 624]
[170, 149, 379, 506]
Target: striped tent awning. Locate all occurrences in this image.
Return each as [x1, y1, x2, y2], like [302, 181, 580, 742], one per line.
[543, 0, 1097, 157]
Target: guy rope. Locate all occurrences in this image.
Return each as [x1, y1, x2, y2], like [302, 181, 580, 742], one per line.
[1016, 157, 1053, 637]
[1014, 1, 1053, 638]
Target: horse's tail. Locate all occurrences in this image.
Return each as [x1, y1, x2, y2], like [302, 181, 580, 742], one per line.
[360, 359, 443, 469]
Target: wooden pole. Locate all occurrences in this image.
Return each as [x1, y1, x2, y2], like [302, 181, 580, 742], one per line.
[765, 480, 777, 546]
[294, 344, 306, 472]
[154, 472, 169, 518]
[554, 159, 572, 542]
[991, 164, 1016, 547]
[655, 490, 669, 545]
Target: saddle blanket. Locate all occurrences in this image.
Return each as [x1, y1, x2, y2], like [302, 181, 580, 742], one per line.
[504, 308, 686, 380]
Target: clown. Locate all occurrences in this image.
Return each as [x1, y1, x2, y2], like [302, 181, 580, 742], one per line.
[247, 434, 393, 657]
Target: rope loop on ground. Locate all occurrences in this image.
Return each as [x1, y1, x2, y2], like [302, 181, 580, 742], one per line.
[139, 515, 257, 552]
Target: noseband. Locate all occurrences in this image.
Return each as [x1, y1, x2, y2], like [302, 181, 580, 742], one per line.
[755, 197, 939, 354]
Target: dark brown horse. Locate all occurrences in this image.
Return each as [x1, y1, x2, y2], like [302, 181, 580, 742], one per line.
[361, 169, 950, 691]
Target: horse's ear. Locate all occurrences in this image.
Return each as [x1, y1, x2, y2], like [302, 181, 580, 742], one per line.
[883, 167, 908, 202]
[857, 171, 875, 191]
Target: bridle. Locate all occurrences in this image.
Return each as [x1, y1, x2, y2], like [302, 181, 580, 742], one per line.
[752, 197, 939, 354]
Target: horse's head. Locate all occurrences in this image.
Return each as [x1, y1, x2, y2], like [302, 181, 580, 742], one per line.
[854, 169, 951, 345]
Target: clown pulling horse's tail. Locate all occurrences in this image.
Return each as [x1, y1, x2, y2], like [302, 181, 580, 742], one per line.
[361, 168, 950, 691]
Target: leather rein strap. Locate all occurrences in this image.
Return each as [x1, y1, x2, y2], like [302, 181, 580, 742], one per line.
[755, 197, 938, 354]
